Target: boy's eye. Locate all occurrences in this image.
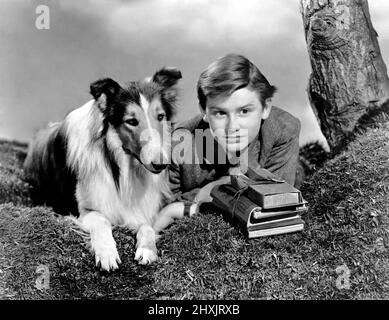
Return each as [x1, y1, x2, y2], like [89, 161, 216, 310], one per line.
[213, 111, 226, 117]
[157, 114, 165, 121]
[240, 108, 250, 115]
[125, 118, 139, 127]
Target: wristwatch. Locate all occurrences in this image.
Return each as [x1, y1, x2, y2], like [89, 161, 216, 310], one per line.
[183, 201, 202, 217]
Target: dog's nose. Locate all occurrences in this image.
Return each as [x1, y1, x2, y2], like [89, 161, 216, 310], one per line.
[151, 163, 168, 172]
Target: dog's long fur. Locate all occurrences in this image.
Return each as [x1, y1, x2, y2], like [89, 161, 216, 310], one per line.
[24, 68, 182, 270]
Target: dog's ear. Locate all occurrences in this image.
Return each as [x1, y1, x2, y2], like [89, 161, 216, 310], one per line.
[90, 78, 121, 112]
[152, 67, 182, 89]
[152, 68, 182, 120]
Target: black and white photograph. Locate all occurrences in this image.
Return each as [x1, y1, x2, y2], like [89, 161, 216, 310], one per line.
[0, 0, 388, 307]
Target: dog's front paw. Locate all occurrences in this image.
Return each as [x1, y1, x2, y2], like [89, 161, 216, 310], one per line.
[93, 240, 122, 271]
[134, 247, 158, 265]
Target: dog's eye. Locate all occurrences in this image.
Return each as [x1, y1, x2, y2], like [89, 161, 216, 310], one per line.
[125, 118, 139, 127]
[157, 114, 165, 121]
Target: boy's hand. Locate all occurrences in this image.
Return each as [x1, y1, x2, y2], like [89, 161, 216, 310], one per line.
[194, 175, 231, 203]
[154, 201, 203, 235]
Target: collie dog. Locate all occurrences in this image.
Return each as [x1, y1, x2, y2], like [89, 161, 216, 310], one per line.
[24, 68, 182, 271]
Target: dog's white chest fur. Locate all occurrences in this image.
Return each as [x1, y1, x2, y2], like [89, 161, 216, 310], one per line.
[77, 168, 162, 229]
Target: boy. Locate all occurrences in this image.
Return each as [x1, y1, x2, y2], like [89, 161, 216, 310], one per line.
[153, 53, 301, 230]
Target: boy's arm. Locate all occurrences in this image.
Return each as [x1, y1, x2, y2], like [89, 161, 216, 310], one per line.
[167, 128, 201, 203]
[154, 175, 229, 233]
[169, 160, 230, 203]
[168, 160, 201, 203]
[263, 117, 301, 186]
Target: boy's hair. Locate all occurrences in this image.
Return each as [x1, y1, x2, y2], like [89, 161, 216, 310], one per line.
[197, 53, 277, 110]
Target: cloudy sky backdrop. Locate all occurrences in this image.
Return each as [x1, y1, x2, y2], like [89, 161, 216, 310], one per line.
[1, 0, 389, 147]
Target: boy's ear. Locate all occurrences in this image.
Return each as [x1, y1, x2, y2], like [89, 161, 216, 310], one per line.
[261, 98, 272, 120]
[90, 78, 121, 112]
[152, 67, 182, 89]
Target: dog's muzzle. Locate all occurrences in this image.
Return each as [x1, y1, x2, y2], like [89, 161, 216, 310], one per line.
[122, 147, 168, 174]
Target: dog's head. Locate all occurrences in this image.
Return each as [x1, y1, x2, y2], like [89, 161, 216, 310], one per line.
[90, 67, 182, 174]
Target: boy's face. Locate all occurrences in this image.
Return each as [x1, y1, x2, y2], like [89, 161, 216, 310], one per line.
[204, 87, 271, 155]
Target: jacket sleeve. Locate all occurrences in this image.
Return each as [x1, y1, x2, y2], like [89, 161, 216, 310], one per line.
[167, 128, 200, 204]
[263, 117, 301, 186]
[168, 161, 200, 203]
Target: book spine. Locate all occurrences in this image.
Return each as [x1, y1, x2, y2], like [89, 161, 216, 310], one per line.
[248, 224, 304, 238]
[233, 196, 260, 226]
[212, 198, 233, 222]
[211, 186, 259, 228]
[248, 216, 304, 231]
[212, 199, 249, 237]
[249, 212, 299, 226]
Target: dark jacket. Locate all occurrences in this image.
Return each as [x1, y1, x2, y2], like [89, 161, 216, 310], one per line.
[168, 106, 301, 202]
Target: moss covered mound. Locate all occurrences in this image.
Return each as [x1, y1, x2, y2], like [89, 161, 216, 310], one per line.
[0, 122, 388, 299]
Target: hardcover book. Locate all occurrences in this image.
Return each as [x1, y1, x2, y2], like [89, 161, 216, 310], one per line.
[230, 168, 303, 209]
[248, 223, 304, 238]
[247, 215, 304, 231]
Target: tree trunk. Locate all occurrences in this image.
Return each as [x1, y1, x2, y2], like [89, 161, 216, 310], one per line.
[300, 0, 389, 150]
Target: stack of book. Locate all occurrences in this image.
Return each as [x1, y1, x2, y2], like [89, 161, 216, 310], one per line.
[210, 168, 307, 238]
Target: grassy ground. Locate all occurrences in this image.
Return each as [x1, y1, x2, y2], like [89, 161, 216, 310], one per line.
[0, 123, 388, 300]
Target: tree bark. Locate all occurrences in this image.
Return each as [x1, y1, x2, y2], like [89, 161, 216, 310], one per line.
[301, 0, 389, 150]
